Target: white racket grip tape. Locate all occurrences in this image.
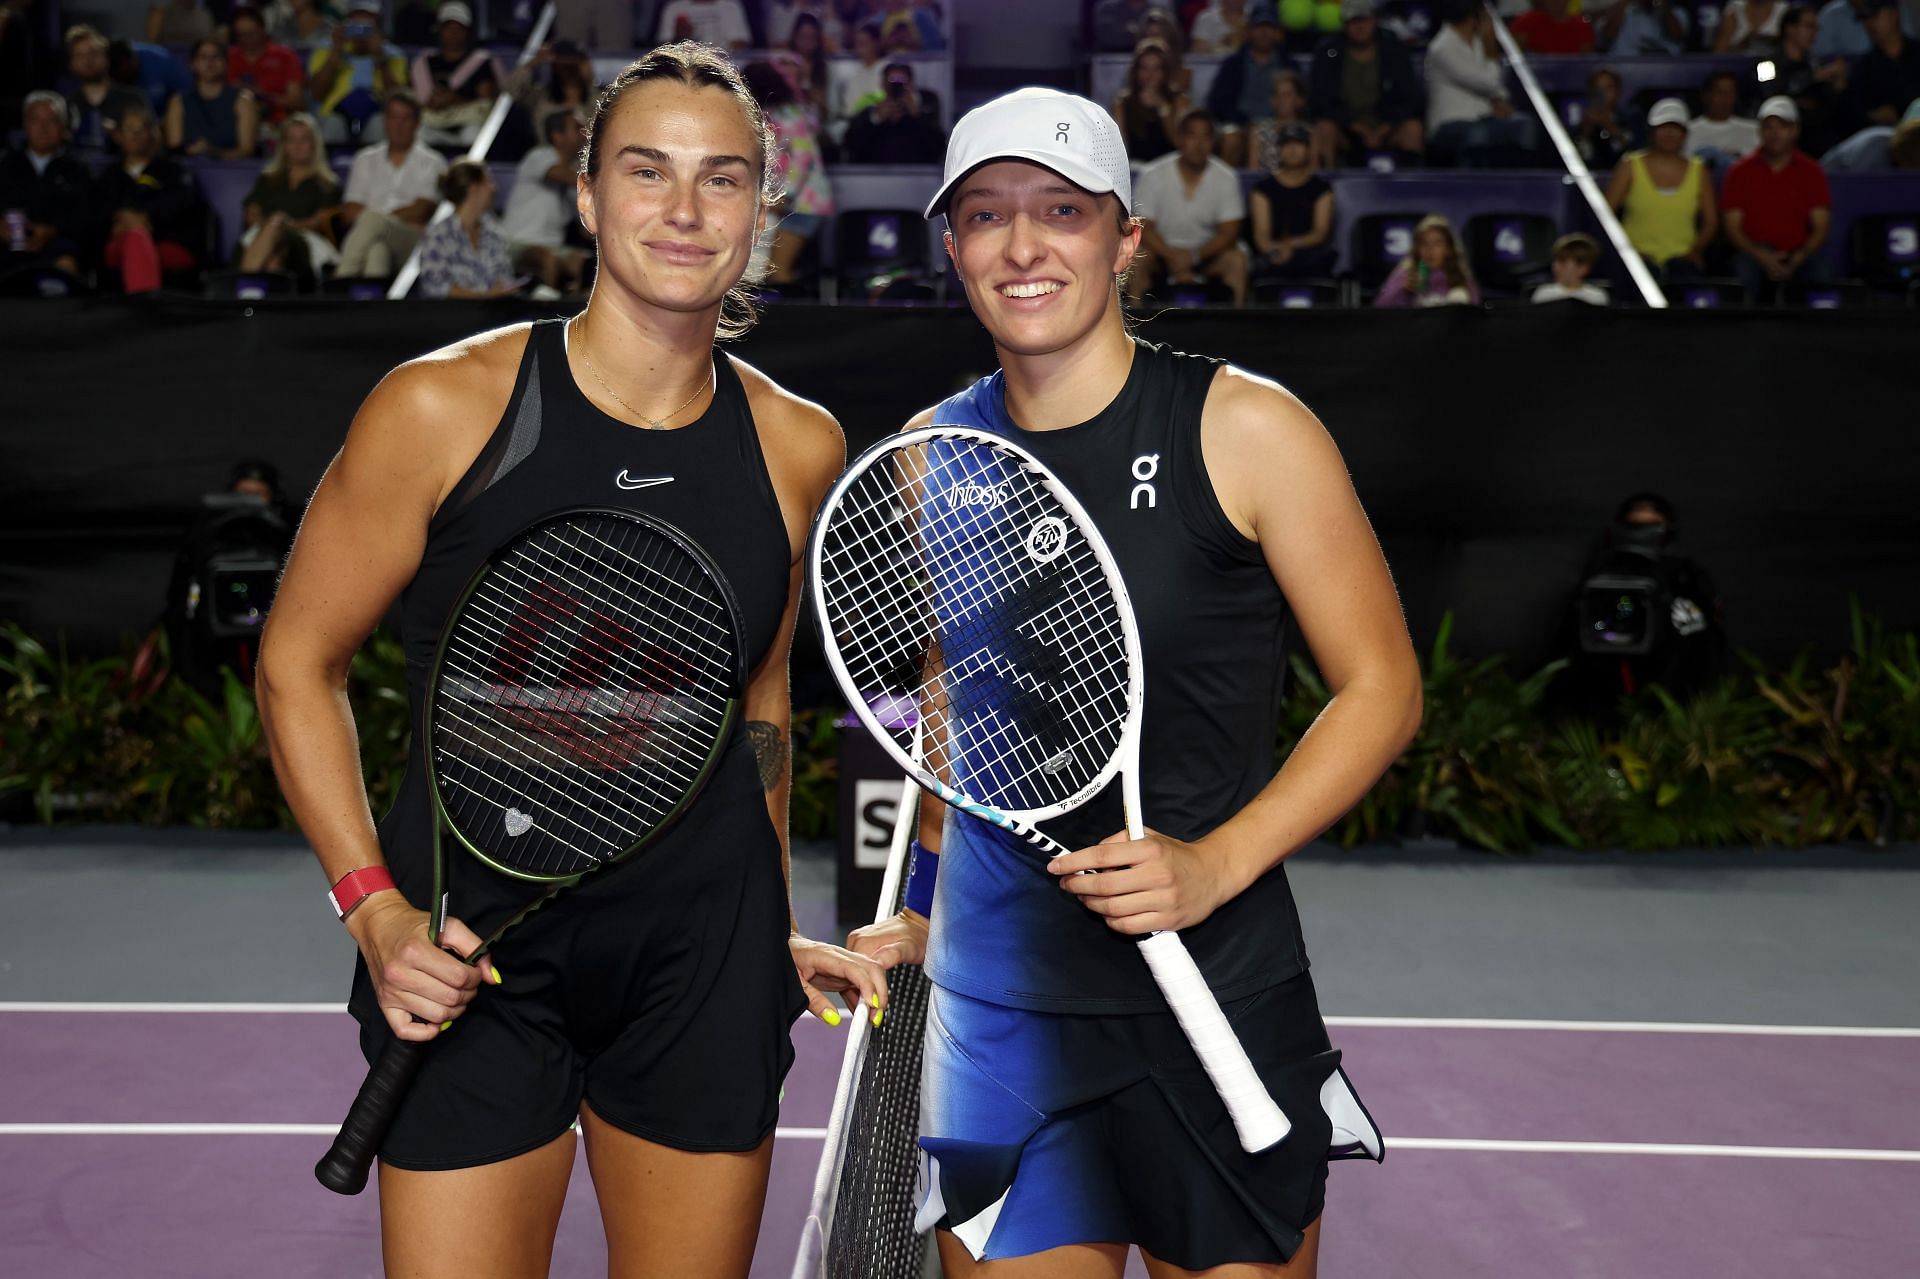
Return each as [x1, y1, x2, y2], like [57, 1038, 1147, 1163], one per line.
[1135, 931, 1292, 1153]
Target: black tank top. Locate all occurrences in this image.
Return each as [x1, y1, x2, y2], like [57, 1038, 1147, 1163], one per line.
[374, 318, 793, 934]
[924, 338, 1309, 1012]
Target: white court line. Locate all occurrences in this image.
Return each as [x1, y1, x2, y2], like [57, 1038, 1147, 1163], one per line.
[3, 1126, 1914, 1162]
[4, 1004, 1916, 1037]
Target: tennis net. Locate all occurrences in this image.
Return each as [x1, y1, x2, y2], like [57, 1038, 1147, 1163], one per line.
[791, 772, 934, 1279]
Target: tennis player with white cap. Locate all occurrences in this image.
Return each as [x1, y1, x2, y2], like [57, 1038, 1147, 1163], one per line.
[848, 88, 1414, 1277]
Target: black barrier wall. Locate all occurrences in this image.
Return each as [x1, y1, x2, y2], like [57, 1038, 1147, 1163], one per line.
[3, 297, 1916, 669]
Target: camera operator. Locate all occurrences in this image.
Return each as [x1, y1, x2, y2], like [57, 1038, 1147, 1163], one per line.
[1553, 492, 1726, 718]
[843, 61, 946, 163]
[166, 460, 297, 697]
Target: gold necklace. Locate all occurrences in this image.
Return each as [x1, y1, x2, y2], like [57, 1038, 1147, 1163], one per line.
[574, 316, 712, 430]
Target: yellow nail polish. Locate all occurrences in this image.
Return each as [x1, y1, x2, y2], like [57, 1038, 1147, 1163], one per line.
[869, 993, 879, 1009]
[872, 1008, 884, 1027]
[490, 963, 503, 986]
[821, 1008, 841, 1027]
[440, 1020, 453, 1031]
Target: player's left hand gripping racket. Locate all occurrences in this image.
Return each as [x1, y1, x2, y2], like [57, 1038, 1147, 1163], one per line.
[315, 507, 747, 1195]
[808, 426, 1292, 1154]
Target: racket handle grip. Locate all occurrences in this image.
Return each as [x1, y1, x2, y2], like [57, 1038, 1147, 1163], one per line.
[1136, 931, 1293, 1154]
[314, 1033, 430, 1195]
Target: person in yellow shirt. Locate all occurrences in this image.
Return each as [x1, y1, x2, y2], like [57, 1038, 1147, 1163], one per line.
[1604, 97, 1720, 281]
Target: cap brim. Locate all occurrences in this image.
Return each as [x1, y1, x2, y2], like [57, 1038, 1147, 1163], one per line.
[925, 150, 1120, 219]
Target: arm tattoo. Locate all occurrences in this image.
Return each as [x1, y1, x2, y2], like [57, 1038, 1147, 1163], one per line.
[745, 720, 789, 792]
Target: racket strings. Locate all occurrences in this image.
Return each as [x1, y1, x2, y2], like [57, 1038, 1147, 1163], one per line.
[432, 515, 740, 878]
[818, 435, 1132, 816]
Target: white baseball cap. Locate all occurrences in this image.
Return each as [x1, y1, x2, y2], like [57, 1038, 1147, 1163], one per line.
[1758, 94, 1799, 123]
[925, 88, 1131, 220]
[437, 2, 472, 25]
[1647, 97, 1691, 130]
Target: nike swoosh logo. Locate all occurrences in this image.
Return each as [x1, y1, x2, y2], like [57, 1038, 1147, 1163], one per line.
[615, 472, 675, 490]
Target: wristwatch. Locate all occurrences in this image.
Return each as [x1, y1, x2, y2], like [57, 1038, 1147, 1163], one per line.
[328, 866, 397, 921]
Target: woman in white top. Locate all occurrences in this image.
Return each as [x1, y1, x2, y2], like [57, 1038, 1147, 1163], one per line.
[827, 20, 886, 148]
[1714, 0, 1785, 52]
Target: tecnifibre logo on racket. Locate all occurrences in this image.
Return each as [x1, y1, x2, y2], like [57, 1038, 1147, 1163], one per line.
[1025, 516, 1068, 563]
[946, 481, 1012, 509]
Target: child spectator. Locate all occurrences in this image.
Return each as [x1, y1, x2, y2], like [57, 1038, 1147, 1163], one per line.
[229, 6, 307, 126]
[167, 39, 260, 160]
[1511, 0, 1596, 52]
[1248, 121, 1336, 277]
[1721, 95, 1833, 300]
[416, 159, 518, 298]
[1605, 98, 1719, 282]
[1531, 232, 1609, 303]
[413, 3, 503, 151]
[1374, 213, 1480, 305]
[236, 111, 342, 284]
[1131, 109, 1251, 305]
[1113, 38, 1190, 162]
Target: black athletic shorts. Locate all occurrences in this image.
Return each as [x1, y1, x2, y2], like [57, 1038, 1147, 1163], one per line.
[919, 969, 1381, 1268]
[345, 803, 808, 1171]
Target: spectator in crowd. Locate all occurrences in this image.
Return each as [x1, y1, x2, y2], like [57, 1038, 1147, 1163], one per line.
[228, 6, 306, 126]
[1308, 0, 1424, 169]
[1191, 0, 1251, 52]
[1246, 70, 1312, 170]
[110, 36, 193, 117]
[236, 111, 341, 283]
[1531, 231, 1609, 303]
[1720, 95, 1832, 298]
[1374, 213, 1479, 304]
[1851, 0, 1920, 128]
[1596, 0, 1688, 54]
[1130, 109, 1251, 304]
[1579, 66, 1633, 168]
[1092, 0, 1155, 51]
[416, 158, 519, 298]
[1812, 0, 1874, 60]
[500, 107, 588, 293]
[1113, 37, 1189, 161]
[0, 90, 91, 278]
[554, 0, 632, 50]
[843, 60, 945, 162]
[147, 0, 215, 46]
[1822, 94, 1920, 166]
[1207, 3, 1290, 166]
[828, 21, 886, 150]
[783, 13, 833, 123]
[95, 103, 206, 292]
[336, 90, 445, 275]
[879, 0, 947, 51]
[1427, 0, 1540, 167]
[168, 39, 260, 160]
[268, 0, 339, 53]
[742, 59, 833, 288]
[412, 2, 503, 151]
[1511, 0, 1596, 51]
[1606, 97, 1718, 281]
[504, 39, 595, 137]
[655, 0, 753, 48]
[1688, 71, 1760, 164]
[1775, 4, 1851, 153]
[309, 3, 409, 145]
[1714, 0, 1787, 50]
[1248, 121, 1335, 277]
[1140, 8, 1195, 99]
[769, 0, 846, 50]
[61, 26, 146, 154]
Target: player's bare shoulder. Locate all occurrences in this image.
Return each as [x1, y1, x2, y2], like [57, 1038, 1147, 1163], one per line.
[729, 353, 846, 491]
[1200, 363, 1348, 540]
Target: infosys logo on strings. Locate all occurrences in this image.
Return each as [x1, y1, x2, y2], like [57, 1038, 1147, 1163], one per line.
[947, 482, 1013, 509]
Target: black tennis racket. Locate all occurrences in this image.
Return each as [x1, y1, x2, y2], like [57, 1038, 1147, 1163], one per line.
[314, 507, 747, 1195]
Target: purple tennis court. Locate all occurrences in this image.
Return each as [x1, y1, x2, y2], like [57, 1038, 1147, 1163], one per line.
[3, 832, 1915, 1278]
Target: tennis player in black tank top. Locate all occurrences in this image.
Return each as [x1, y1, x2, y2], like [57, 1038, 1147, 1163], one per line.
[258, 45, 886, 1278]
[847, 91, 1423, 1278]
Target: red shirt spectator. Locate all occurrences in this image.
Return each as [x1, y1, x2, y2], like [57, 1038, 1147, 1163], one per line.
[227, 7, 304, 123]
[1511, 0, 1595, 52]
[1720, 142, 1831, 252]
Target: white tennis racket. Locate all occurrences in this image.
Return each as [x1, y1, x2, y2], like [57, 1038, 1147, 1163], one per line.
[808, 424, 1291, 1154]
